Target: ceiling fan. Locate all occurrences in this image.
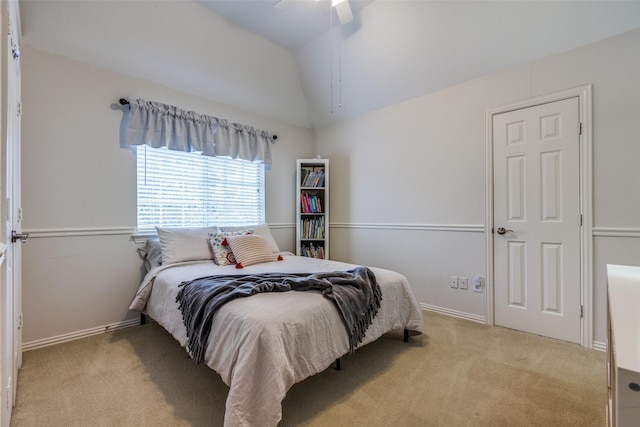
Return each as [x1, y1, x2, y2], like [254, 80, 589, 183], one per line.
[274, 0, 354, 24]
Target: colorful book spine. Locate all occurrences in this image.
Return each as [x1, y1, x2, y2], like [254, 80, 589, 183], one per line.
[300, 192, 324, 213]
[301, 243, 325, 259]
[301, 167, 325, 188]
[300, 216, 325, 239]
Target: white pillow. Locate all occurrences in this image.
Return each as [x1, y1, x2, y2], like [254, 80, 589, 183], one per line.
[220, 223, 280, 254]
[156, 226, 218, 265]
[227, 234, 278, 268]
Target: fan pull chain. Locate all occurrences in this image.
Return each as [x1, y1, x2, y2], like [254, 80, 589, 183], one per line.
[330, 7, 334, 114]
[329, 3, 344, 114]
[338, 27, 342, 110]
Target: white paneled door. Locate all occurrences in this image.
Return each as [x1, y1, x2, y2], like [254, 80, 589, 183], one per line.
[493, 97, 581, 344]
[1, 3, 22, 426]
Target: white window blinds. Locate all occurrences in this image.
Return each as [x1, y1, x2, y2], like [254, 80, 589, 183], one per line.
[137, 145, 265, 233]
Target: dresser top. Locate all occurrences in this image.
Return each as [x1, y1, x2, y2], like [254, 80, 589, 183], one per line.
[608, 264, 640, 373]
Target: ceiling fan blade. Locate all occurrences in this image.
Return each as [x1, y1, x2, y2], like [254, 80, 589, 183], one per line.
[334, 0, 353, 24]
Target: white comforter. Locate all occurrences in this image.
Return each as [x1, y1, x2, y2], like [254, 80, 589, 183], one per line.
[130, 255, 423, 426]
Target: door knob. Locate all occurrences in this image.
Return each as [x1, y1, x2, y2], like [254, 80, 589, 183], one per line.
[496, 227, 513, 235]
[11, 231, 29, 243]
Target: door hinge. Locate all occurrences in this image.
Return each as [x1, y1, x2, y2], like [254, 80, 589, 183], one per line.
[580, 305, 584, 319]
[579, 214, 583, 227]
[18, 207, 22, 222]
[17, 101, 22, 117]
[577, 122, 582, 135]
[18, 313, 23, 330]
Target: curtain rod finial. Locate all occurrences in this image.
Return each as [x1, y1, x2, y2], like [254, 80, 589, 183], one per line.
[119, 98, 129, 105]
[272, 135, 278, 141]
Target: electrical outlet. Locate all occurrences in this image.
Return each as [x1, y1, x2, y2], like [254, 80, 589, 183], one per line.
[459, 277, 468, 290]
[450, 276, 458, 289]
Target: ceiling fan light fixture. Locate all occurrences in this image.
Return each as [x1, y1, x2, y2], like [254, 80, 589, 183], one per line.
[333, 0, 353, 24]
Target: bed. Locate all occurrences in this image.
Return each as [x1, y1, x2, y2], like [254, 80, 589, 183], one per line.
[130, 227, 423, 427]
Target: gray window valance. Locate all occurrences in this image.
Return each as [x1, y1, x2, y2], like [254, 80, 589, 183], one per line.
[122, 98, 274, 169]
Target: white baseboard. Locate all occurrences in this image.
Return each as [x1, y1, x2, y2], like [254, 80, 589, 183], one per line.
[21, 310, 604, 354]
[421, 303, 487, 324]
[422, 304, 607, 352]
[22, 317, 143, 352]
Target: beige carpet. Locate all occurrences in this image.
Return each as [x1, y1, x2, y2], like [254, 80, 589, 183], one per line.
[11, 311, 605, 426]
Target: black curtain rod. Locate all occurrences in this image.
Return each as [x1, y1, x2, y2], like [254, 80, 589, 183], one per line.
[118, 98, 278, 141]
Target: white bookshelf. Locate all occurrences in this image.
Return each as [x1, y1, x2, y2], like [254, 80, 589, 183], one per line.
[296, 159, 329, 259]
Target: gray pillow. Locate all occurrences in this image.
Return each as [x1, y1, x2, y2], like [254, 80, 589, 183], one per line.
[156, 226, 218, 264]
[137, 238, 163, 272]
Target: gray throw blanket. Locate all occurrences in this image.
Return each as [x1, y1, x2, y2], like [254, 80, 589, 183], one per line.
[176, 267, 382, 364]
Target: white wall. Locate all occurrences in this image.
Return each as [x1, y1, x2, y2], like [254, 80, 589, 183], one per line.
[316, 29, 640, 345]
[20, 0, 311, 128]
[20, 46, 314, 345]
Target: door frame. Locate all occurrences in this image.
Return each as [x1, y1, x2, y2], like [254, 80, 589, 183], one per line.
[484, 85, 593, 348]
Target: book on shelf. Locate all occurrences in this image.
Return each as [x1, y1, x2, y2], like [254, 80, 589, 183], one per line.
[300, 167, 325, 188]
[300, 216, 325, 239]
[300, 192, 323, 214]
[301, 242, 325, 259]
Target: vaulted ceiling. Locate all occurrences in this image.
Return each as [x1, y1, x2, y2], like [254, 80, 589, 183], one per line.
[19, 1, 640, 130]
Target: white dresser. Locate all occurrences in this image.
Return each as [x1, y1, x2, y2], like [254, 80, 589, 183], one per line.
[607, 264, 640, 426]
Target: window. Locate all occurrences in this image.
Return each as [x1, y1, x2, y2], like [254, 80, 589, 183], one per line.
[137, 146, 265, 233]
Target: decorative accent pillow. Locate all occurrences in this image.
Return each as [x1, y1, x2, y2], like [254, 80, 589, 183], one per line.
[208, 230, 253, 266]
[226, 234, 280, 268]
[220, 223, 280, 254]
[156, 226, 218, 265]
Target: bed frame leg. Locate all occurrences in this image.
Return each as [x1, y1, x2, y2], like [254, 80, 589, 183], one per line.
[140, 313, 146, 325]
[335, 358, 341, 371]
[404, 329, 409, 342]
